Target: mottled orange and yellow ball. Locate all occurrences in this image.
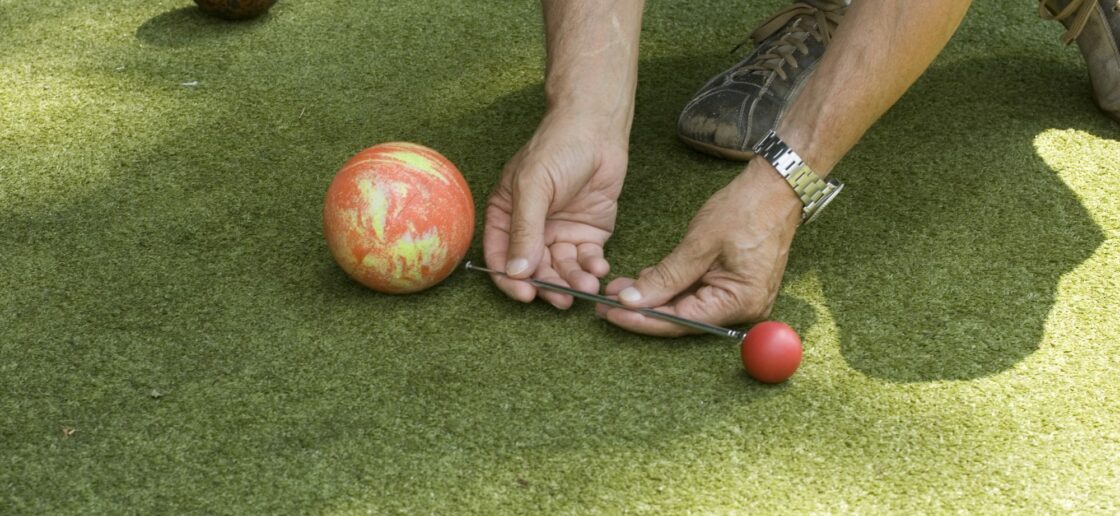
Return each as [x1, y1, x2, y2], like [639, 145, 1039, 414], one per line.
[323, 142, 475, 294]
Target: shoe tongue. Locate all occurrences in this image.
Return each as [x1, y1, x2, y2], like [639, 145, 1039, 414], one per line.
[759, 18, 816, 54]
[749, 2, 843, 45]
[729, 26, 803, 81]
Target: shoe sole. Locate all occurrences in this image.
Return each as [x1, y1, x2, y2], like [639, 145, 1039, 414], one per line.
[678, 135, 756, 162]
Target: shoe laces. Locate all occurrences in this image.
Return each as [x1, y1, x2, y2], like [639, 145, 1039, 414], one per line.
[1039, 0, 1107, 45]
[730, 0, 846, 81]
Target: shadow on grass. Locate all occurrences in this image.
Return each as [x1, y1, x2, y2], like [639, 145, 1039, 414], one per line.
[806, 55, 1111, 382]
[136, 6, 274, 48]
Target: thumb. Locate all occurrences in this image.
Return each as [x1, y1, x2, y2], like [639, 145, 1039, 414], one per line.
[619, 240, 713, 307]
[505, 171, 551, 278]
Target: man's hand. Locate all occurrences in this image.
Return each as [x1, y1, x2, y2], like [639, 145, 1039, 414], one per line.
[595, 161, 802, 335]
[483, 0, 643, 307]
[483, 110, 627, 308]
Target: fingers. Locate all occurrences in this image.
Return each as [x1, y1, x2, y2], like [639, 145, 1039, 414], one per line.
[597, 279, 755, 337]
[526, 244, 603, 310]
[532, 247, 576, 310]
[577, 243, 610, 278]
[505, 169, 551, 279]
[554, 243, 602, 294]
[483, 216, 582, 309]
[594, 278, 705, 337]
[617, 239, 714, 308]
[483, 203, 537, 303]
[484, 199, 608, 307]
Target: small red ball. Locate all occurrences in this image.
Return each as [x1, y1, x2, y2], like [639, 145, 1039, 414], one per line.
[740, 321, 803, 383]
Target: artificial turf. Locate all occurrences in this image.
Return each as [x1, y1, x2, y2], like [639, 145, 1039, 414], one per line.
[2, 0, 1119, 512]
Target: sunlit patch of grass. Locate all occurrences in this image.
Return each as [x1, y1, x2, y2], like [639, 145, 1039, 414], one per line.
[1033, 128, 1120, 232]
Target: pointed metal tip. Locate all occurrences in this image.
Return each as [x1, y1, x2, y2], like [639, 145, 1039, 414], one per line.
[463, 260, 500, 275]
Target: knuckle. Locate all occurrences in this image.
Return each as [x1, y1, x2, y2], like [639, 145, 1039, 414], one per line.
[512, 170, 548, 197]
[745, 301, 772, 322]
[508, 222, 537, 245]
[642, 264, 683, 290]
[512, 172, 535, 192]
[733, 288, 773, 323]
[484, 202, 510, 226]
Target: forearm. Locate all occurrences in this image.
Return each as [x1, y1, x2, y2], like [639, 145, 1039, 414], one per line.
[541, 0, 645, 131]
[778, 0, 972, 174]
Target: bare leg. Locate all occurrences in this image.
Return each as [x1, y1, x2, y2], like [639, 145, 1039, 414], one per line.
[781, 0, 974, 174]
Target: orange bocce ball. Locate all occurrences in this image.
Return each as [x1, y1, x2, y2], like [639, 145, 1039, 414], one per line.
[323, 142, 475, 294]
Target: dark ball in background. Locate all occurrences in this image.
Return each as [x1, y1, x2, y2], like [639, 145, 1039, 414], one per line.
[194, 0, 278, 21]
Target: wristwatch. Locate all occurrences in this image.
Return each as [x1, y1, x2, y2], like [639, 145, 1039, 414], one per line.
[752, 130, 844, 224]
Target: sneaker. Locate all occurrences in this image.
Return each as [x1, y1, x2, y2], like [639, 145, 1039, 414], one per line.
[677, 0, 848, 161]
[1041, 0, 1120, 121]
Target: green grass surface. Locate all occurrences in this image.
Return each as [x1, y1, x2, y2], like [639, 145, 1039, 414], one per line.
[3, 0, 1119, 513]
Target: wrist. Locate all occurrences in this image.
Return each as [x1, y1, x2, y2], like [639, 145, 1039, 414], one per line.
[775, 114, 840, 176]
[734, 159, 804, 226]
[545, 95, 634, 134]
[540, 102, 633, 149]
[750, 130, 845, 225]
[544, 63, 637, 132]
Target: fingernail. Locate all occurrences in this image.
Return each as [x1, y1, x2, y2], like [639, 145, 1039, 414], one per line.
[506, 258, 529, 276]
[619, 287, 641, 304]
